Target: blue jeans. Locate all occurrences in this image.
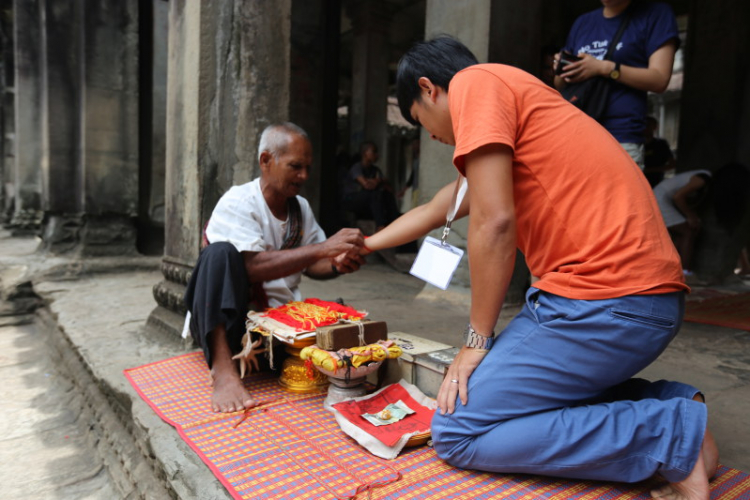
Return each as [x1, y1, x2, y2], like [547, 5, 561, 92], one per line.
[432, 288, 706, 483]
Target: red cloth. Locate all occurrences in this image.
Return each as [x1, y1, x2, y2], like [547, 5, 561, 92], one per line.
[264, 298, 364, 330]
[332, 383, 434, 447]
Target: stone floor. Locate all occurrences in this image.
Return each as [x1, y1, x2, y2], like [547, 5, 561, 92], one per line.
[0, 229, 748, 499]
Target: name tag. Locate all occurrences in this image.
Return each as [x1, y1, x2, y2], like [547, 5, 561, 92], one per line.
[409, 236, 464, 290]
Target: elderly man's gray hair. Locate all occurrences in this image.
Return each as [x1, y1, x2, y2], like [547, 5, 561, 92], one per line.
[258, 122, 309, 162]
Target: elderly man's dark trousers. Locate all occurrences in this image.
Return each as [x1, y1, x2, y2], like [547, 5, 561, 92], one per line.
[184, 242, 249, 367]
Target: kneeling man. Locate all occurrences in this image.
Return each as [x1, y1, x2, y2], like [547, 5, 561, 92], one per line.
[185, 122, 364, 413]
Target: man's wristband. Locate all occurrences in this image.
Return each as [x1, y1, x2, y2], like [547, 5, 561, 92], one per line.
[331, 263, 340, 276]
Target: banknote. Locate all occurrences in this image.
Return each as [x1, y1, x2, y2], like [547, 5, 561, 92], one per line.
[362, 400, 416, 426]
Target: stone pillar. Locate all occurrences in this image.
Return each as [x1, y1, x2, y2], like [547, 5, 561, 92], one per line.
[39, 0, 140, 256]
[11, 0, 43, 233]
[0, 7, 14, 223]
[347, 1, 390, 167]
[135, 0, 168, 255]
[488, 0, 543, 75]
[420, 0, 490, 293]
[38, 0, 83, 251]
[420, 0, 530, 305]
[149, 0, 293, 338]
[678, 0, 750, 171]
[679, 0, 750, 282]
[290, 0, 340, 227]
[78, 0, 140, 255]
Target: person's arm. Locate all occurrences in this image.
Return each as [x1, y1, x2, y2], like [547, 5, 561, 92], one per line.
[438, 144, 516, 415]
[362, 178, 470, 253]
[555, 40, 677, 93]
[672, 175, 708, 228]
[304, 251, 365, 279]
[356, 175, 379, 190]
[243, 228, 363, 282]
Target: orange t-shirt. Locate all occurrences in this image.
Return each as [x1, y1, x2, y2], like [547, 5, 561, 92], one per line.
[450, 64, 687, 300]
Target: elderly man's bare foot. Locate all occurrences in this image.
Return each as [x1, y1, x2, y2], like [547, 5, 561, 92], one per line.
[211, 368, 257, 413]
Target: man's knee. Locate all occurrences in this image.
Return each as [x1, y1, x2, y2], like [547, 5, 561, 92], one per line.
[432, 419, 481, 469]
[188, 241, 246, 298]
[433, 432, 477, 469]
[202, 241, 240, 259]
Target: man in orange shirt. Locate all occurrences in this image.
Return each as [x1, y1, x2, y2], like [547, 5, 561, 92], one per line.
[363, 37, 716, 500]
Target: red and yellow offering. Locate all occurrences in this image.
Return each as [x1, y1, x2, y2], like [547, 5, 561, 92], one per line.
[246, 298, 367, 344]
[300, 340, 402, 374]
[265, 298, 364, 330]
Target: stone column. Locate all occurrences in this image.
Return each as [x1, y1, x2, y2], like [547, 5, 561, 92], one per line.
[420, 0, 490, 293]
[420, 0, 530, 305]
[678, 0, 749, 170]
[38, 0, 83, 251]
[290, 0, 340, 226]
[488, 0, 543, 75]
[679, 0, 750, 282]
[78, 0, 140, 255]
[0, 8, 14, 223]
[149, 0, 293, 338]
[347, 1, 390, 167]
[135, 0, 169, 255]
[11, 0, 43, 233]
[39, 0, 140, 256]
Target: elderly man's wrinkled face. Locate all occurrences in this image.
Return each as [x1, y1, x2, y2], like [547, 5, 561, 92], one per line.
[261, 134, 312, 199]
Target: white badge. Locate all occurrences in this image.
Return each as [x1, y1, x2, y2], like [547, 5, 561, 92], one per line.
[409, 236, 464, 290]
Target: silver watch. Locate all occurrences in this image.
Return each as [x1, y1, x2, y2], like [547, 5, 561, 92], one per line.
[464, 323, 495, 349]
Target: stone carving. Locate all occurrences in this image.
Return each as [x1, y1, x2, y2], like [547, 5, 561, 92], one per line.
[152, 280, 187, 315]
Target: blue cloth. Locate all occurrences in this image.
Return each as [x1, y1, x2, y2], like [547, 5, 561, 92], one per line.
[564, 2, 679, 143]
[432, 287, 707, 483]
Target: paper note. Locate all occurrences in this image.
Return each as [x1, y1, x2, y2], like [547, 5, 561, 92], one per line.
[362, 400, 416, 427]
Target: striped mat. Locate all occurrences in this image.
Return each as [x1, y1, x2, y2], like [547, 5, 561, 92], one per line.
[125, 352, 750, 500]
[684, 291, 750, 331]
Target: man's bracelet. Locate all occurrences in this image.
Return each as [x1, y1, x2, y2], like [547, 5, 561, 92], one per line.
[331, 263, 340, 276]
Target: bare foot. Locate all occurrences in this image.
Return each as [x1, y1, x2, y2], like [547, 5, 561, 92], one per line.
[211, 368, 258, 413]
[691, 394, 719, 479]
[650, 394, 718, 500]
[206, 324, 259, 413]
[650, 450, 709, 499]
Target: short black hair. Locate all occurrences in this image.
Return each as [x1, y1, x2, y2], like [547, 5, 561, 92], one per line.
[396, 36, 479, 125]
[359, 141, 377, 155]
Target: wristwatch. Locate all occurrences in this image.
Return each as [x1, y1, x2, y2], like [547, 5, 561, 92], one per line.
[609, 62, 621, 80]
[464, 323, 495, 350]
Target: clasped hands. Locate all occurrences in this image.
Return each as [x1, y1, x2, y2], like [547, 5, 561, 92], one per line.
[326, 228, 367, 274]
[554, 52, 615, 84]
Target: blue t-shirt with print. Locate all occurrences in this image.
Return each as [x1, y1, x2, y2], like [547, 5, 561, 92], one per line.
[564, 1, 679, 143]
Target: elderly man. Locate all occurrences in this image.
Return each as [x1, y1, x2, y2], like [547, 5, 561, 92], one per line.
[184, 122, 364, 413]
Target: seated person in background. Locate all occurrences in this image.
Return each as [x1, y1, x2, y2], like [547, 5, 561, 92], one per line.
[341, 141, 401, 231]
[653, 169, 711, 277]
[643, 116, 676, 187]
[184, 122, 364, 413]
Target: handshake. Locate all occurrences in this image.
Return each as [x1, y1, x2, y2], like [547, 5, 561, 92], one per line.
[326, 227, 373, 275]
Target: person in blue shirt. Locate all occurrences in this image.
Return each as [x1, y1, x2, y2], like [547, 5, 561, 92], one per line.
[554, 0, 680, 168]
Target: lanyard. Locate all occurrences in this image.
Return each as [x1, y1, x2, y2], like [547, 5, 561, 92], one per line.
[441, 175, 467, 245]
